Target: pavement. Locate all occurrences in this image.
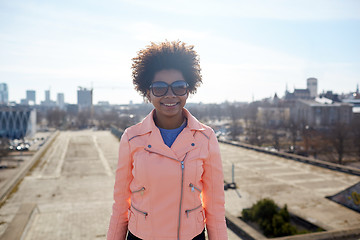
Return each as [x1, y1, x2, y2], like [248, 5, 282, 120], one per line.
[220, 143, 360, 231]
[0, 130, 241, 240]
[0, 130, 359, 240]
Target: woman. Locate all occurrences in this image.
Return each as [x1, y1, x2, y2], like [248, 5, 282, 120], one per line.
[107, 41, 228, 240]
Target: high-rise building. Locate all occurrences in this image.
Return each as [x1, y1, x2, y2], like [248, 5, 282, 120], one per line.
[26, 90, 36, 105]
[41, 89, 56, 107]
[45, 90, 50, 102]
[57, 93, 65, 109]
[0, 83, 9, 105]
[77, 87, 93, 111]
[307, 77, 318, 99]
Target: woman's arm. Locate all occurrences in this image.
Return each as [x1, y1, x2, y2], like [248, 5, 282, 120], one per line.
[202, 130, 228, 240]
[107, 131, 133, 240]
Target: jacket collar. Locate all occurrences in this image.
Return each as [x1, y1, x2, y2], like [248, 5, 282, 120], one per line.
[138, 108, 205, 136]
[139, 108, 205, 161]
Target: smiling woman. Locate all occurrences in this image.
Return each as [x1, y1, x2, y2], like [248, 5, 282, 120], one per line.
[107, 41, 228, 240]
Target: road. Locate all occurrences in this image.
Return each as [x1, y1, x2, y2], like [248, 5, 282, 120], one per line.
[0, 130, 240, 240]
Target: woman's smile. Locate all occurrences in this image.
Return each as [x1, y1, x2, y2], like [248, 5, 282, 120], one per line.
[148, 69, 188, 129]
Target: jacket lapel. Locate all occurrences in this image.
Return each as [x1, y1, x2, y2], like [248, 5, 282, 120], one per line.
[141, 108, 206, 161]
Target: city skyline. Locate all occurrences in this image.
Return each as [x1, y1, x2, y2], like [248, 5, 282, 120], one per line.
[1, 0, 360, 105]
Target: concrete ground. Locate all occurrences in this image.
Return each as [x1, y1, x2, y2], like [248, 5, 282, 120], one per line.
[1, 130, 359, 240]
[0, 130, 240, 240]
[0, 132, 52, 197]
[221, 143, 360, 231]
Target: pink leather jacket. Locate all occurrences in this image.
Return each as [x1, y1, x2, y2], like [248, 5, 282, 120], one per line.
[107, 109, 227, 240]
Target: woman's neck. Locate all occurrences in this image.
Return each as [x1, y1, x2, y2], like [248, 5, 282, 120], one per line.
[154, 111, 185, 129]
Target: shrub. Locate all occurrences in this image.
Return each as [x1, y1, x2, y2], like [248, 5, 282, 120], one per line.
[242, 198, 299, 237]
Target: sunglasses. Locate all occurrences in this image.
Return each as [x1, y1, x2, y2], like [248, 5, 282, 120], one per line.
[149, 80, 189, 97]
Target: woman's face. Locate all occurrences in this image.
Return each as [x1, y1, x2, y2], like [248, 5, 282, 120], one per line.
[147, 69, 188, 124]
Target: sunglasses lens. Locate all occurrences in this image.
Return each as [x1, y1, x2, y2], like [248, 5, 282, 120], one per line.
[151, 82, 168, 96]
[150, 81, 188, 97]
[171, 81, 188, 96]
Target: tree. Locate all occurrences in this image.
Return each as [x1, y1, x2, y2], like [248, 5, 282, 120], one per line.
[286, 119, 299, 152]
[46, 109, 67, 128]
[77, 110, 91, 129]
[327, 122, 350, 164]
[226, 103, 242, 141]
[0, 138, 10, 160]
[351, 118, 360, 160]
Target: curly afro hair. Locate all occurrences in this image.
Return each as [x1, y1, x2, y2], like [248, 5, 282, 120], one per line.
[132, 40, 202, 98]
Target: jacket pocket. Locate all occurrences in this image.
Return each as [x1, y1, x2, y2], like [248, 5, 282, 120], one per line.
[185, 204, 202, 218]
[131, 186, 146, 195]
[131, 203, 148, 220]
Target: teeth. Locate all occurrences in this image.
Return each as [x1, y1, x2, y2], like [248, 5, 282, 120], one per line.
[164, 103, 177, 106]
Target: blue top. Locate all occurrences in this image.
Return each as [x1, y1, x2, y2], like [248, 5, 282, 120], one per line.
[158, 120, 187, 148]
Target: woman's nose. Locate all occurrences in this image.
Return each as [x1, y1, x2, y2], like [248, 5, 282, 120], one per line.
[165, 87, 176, 97]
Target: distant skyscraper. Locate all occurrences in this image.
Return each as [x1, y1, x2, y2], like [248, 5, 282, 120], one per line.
[41, 89, 56, 107]
[0, 83, 9, 105]
[77, 87, 93, 111]
[26, 90, 36, 104]
[45, 90, 50, 102]
[57, 93, 65, 109]
[307, 78, 318, 99]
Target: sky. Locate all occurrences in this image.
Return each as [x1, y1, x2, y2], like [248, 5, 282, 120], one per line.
[1, 0, 360, 105]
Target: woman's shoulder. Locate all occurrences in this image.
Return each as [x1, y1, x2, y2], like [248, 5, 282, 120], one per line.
[123, 117, 154, 141]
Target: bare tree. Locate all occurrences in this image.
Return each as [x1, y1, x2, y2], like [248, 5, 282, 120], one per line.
[286, 119, 299, 152]
[326, 122, 350, 164]
[0, 138, 10, 165]
[47, 109, 67, 128]
[351, 118, 360, 160]
[77, 110, 91, 129]
[227, 103, 242, 141]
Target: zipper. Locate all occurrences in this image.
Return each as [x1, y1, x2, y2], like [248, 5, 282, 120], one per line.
[185, 204, 202, 218]
[143, 147, 188, 240]
[131, 203, 148, 220]
[177, 152, 188, 240]
[177, 160, 185, 240]
[189, 183, 201, 192]
[132, 187, 145, 195]
[144, 148, 180, 162]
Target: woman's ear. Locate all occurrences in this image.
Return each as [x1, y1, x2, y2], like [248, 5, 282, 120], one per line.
[146, 90, 151, 103]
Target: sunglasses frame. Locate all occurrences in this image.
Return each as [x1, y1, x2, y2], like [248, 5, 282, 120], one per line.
[149, 80, 189, 97]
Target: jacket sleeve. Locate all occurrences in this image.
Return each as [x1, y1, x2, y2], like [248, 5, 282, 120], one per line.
[202, 130, 228, 240]
[107, 130, 133, 240]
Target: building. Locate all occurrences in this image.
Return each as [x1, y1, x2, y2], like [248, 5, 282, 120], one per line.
[342, 85, 360, 120]
[307, 77, 318, 98]
[41, 90, 56, 107]
[285, 89, 311, 100]
[26, 90, 36, 105]
[0, 83, 9, 105]
[257, 107, 290, 127]
[45, 90, 50, 102]
[285, 78, 317, 100]
[319, 91, 340, 102]
[0, 106, 36, 139]
[291, 99, 353, 128]
[77, 87, 93, 111]
[57, 93, 65, 110]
